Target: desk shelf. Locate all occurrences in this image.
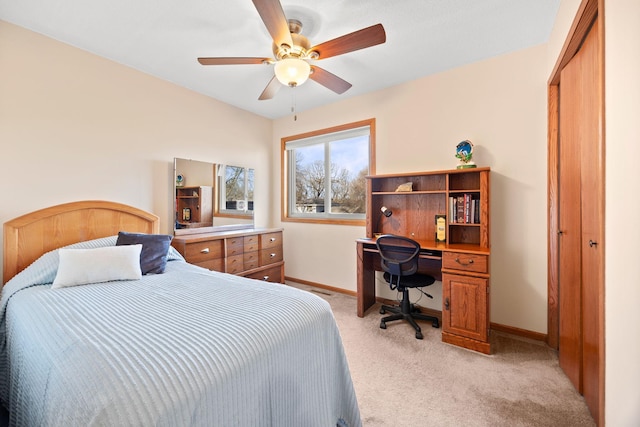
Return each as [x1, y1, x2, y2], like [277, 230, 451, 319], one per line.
[360, 167, 491, 354]
[366, 167, 490, 247]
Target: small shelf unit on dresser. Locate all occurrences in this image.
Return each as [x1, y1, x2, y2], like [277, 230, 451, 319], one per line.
[360, 167, 491, 353]
[172, 228, 284, 283]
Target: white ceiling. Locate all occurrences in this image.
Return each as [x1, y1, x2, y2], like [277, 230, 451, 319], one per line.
[1, 0, 559, 119]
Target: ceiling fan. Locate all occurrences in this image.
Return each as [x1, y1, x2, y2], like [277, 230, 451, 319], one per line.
[197, 0, 386, 100]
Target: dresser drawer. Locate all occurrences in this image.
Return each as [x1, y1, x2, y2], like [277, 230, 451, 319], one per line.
[226, 237, 244, 257]
[260, 232, 282, 250]
[244, 235, 259, 252]
[442, 252, 488, 274]
[243, 251, 259, 270]
[226, 254, 244, 274]
[193, 258, 224, 272]
[260, 247, 283, 266]
[184, 240, 224, 264]
[244, 264, 283, 283]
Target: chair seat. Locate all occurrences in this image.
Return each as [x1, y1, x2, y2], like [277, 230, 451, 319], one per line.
[383, 271, 435, 289]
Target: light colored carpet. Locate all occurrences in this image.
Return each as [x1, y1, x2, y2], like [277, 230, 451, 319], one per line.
[288, 282, 595, 427]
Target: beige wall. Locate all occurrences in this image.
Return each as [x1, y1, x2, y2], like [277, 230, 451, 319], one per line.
[273, 43, 549, 332]
[0, 20, 273, 282]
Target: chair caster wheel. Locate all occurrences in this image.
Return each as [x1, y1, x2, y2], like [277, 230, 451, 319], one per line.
[432, 321, 440, 328]
[380, 322, 387, 329]
[415, 331, 423, 340]
[380, 307, 386, 314]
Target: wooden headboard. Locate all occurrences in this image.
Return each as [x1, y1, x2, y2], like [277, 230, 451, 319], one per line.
[3, 200, 160, 285]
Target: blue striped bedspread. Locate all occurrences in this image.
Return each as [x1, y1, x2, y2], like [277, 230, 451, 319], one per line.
[0, 237, 361, 426]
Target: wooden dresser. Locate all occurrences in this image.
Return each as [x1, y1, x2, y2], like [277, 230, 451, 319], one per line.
[171, 228, 284, 283]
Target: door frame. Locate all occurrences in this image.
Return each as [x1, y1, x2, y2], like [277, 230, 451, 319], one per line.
[547, 0, 604, 424]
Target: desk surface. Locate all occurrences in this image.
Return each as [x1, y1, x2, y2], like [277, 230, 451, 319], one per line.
[356, 237, 490, 255]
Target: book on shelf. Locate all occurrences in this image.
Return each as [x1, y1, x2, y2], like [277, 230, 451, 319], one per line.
[470, 199, 475, 223]
[464, 193, 471, 223]
[449, 197, 455, 223]
[473, 199, 479, 224]
[456, 195, 465, 223]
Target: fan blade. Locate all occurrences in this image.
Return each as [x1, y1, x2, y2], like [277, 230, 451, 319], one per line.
[198, 57, 271, 65]
[252, 0, 293, 49]
[310, 23, 386, 60]
[258, 75, 281, 100]
[309, 66, 352, 94]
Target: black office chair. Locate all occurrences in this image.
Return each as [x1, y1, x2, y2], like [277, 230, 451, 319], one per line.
[376, 234, 440, 339]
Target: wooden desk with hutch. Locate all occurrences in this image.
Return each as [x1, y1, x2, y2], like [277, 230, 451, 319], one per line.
[357, 167, 491, 354]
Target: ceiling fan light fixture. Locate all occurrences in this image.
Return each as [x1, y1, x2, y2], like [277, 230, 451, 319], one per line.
[274, 58, 310, 87]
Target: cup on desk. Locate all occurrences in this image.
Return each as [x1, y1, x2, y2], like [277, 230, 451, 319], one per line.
[374, 233, 383, 239]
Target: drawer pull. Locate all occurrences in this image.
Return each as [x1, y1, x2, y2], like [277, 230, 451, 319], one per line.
[270, 237, 276, 242]
[200, 248, 210, 254]
[270, 253, 276, 258]
[445, 297, 450, 310]
[455, 257, 473, 266]
[262, 275, 270, 281]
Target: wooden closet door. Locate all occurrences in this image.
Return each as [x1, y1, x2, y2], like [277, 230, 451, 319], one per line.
[557, 17, 603, 422]
[577, 20, 604, 422]
[558, 46, 584, 392]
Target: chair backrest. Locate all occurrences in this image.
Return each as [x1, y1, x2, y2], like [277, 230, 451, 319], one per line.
[375, 234, 421, 277]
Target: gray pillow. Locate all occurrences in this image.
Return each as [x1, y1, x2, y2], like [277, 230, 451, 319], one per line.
[116, 232, 173, 274]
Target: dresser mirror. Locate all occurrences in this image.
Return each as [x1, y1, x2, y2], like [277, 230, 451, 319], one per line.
[174, 158, 254, 235]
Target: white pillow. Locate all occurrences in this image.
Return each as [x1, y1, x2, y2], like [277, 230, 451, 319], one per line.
[52, 244, 143, 289]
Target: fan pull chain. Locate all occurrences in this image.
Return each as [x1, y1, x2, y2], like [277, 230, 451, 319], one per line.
[291, 87, 297, 121]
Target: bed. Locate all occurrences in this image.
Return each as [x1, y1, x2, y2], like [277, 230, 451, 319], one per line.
[1, 201, 361, 426]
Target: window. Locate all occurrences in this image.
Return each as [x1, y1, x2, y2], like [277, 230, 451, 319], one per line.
[282, 119, 375, 224]
[217, 164, 254, 217]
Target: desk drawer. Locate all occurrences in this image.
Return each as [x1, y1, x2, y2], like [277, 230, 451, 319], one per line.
[184, 240, 224, 264]
[443, 252, 488, 274]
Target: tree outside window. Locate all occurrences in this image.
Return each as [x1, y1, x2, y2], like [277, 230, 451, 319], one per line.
[218, 165, 254, 215]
